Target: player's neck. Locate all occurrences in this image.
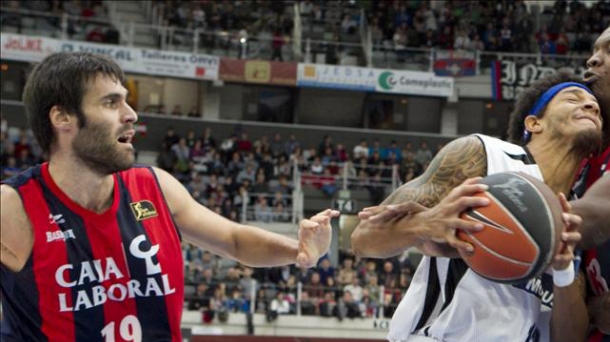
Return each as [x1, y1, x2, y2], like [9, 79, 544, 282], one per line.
[47, 154, 115, 214]
[526, 140, 582, 196]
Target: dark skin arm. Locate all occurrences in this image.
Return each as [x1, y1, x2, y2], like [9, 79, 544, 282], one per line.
[573, 176, 610, 250]
[351, 135, 488, 258]
[552, 272, 589, 342]
[572, 174, 610, 335]
[551, 195, 588, 342]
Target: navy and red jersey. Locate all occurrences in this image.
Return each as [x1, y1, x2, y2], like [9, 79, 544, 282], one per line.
[0, 163, 184, 342]
[576, 147, 610, 342]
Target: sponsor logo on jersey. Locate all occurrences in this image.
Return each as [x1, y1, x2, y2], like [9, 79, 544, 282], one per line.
[46, 229, 75, 242]
[49, 213, 66, 225]
[514, 272, 554, 308]
[54, 234, 176, 312]
[130, 200, 158, 221]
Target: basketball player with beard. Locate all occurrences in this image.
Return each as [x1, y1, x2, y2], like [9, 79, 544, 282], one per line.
[552, 27, 610, 342]
[352, 71, 602, 342]
[0, 52, 339, 341]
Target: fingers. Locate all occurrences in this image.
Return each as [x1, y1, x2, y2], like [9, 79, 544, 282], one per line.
[296, 251, 312, 268]
[562, 212, 582, 232]
[446, 178, 487, 200]
[451, 218, 484, 232]
[446, 196, 490, 214]
[561, 231, 581, 245]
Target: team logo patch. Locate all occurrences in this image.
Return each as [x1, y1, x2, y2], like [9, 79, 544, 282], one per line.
[130, 200, 158, 221]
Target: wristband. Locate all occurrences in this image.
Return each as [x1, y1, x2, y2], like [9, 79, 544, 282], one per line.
[552, 261, 575, 287]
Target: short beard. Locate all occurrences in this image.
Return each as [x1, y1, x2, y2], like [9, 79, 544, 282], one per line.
[73, 120, 134, 175]
[568, 128, 603, 159]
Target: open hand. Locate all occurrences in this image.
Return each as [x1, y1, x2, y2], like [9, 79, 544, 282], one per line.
[297, 209, 340, 268]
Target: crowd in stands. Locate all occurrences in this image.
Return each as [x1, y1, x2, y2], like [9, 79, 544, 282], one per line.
[147, 0, 609, 59]
[367, 0, 609, 55]
[155, 125, 440, 223]
[0, 0, 119, 44]
[184, 245, 419, 322]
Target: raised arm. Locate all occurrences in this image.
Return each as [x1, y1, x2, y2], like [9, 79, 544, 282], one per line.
[351, 135, 487, 258]
[153, 167, 338, 268]
[572, 175, 610, 249]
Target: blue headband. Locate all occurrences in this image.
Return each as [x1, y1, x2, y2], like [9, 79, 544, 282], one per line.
[522, 82, 593, 142]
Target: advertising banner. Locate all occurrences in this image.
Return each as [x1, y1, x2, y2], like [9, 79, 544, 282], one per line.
[375, 69, 454, 97]
[491, 59, 587, 101]
[1, 33, 219, 81]
[297, 64, 377, 91]
[220, 59, 297, 86]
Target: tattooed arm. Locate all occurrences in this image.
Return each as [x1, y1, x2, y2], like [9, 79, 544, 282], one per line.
[351, 135, 488, 258]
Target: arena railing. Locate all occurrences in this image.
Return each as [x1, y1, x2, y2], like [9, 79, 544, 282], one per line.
[184, 278, 391, 320]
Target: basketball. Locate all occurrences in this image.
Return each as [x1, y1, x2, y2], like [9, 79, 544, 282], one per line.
[457, 172, 563, 284]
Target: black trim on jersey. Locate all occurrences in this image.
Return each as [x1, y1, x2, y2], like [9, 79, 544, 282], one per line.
[1, 259, 47, 342]
[38, 179, 107, 341]
[142, 165, 182, 242]
[503, 149, 536, 165]
[115, 176, 173, 341]
[414, 258, 441, 332]
[441, 259, 469, 310]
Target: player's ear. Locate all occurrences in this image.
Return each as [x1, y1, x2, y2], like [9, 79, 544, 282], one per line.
[524, 115, 543, 135]
[49, 105, 74, 132]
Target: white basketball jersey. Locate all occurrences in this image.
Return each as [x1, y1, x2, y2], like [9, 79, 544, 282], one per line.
[388, 134, 553, 342]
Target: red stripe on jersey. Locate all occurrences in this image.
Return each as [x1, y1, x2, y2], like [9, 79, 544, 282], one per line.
[20, 178, 75, 342]
[588, 330, 604, 342]
[83, 211, 139, 338]
[42, 163, 140, 338]
[120, 168, 184, 341]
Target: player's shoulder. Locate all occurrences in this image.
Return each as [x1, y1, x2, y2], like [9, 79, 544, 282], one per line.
[439, 134, 485, 155]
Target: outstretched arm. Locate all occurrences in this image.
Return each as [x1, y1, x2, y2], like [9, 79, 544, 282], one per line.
[572, 176, 610, 249]
[551, 194, 588, 342]
[351, 135, 488, 258]
[154, 167, 339, 268]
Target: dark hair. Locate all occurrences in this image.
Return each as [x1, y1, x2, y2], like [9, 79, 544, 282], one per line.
[506, 70, 586, 145]
[22, 52, 125, 153]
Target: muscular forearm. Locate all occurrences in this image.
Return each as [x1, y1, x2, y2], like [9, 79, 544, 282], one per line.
[573, 176, 610, 249]
[232, 224, 299, 267]
[352, 206, 428, 258]
[551, 273, 589, 342]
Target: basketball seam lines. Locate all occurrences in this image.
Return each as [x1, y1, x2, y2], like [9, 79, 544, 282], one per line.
[512, 173, 556, 271]
[462, 230, 532, 268]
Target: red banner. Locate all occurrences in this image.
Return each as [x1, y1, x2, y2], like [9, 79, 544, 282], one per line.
[220, 59, 297, 86]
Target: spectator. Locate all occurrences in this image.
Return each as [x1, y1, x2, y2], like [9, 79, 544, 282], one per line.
[414, 141, 433, 168]
[317, 258, 336, 285]
[344, 277, 364, 303]
[254, 195, 273, 222]
[300, 291, 317, 315]
[86, 26, 106, 43]
[187, 106, 200, 118]
[236, 164, 257, 184]
[337, 258, 357, 286]
[271, 29, 285, 61]
[353, 139, 369, 160]
[335, 291, 361, 320]
[171, 104, 183, 116]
